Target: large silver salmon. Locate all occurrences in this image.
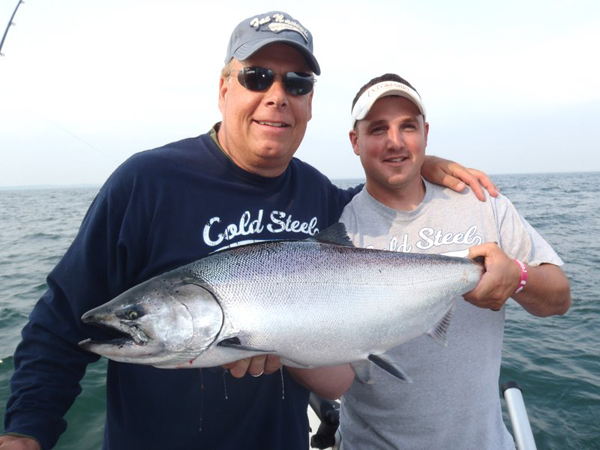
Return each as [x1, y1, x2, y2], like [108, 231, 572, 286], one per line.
[79, 223, 483, 382]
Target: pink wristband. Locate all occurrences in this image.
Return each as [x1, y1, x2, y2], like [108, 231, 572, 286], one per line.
[513, 259, 528, 294]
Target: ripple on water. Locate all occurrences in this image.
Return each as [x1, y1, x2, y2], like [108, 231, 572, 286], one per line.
[2, 178, 600, 448]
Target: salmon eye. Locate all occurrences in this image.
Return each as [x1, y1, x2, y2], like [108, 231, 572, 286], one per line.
[117, 306, 145, 322]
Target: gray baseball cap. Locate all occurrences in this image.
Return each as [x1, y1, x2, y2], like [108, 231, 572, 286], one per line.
[225, 11, 321, 75]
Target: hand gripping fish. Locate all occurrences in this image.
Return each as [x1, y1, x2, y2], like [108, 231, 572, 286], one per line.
[79, 223, 483, 383]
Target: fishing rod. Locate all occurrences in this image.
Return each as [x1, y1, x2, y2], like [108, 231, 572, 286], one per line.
[0, 0, 25, 56]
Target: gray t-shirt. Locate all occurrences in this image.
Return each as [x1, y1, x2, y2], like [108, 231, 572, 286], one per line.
[338, 180, 563, 450]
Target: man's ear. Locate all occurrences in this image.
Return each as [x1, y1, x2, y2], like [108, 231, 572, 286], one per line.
[218, 76, 229, 114]
[424, 121, 430, 148]
[349, 129, 360, 156]
[306, 90, 314, 122]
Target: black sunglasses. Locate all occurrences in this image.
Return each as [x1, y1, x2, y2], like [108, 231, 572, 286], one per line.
[236, 67, 315, 96]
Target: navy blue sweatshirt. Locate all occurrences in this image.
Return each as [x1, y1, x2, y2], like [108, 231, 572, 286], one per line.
[4, 130, 357, 449]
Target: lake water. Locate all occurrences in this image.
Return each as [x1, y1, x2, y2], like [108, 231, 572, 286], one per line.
[1, 172, 599, 449]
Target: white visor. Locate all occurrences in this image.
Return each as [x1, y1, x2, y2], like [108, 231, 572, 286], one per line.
[351, 81, 426, 129]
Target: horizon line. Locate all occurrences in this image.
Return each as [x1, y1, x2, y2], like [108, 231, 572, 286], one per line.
[0, 170, 598, 191]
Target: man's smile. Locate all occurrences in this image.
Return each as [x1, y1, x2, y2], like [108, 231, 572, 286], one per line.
[255, 120, 290, 128]
[383, 155, 409, 164]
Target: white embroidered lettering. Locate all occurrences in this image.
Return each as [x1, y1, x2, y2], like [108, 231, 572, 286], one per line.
[389, 234, 412, 252]
[417, 228, 435, 250]
[203, 217, 224, 246]
[308, 217, 319, 235]
[205, 210, 319, 247]
[268, 211, 319, 235]
[464, 226, 483, 245]
[250, 16, 272, 29]
[416, 226, 482, 250]
[268, 211, 286, 233]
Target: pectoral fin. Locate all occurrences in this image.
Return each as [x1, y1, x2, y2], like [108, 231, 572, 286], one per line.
[352, 354, 412, 384]
[217, 337, 275, 354]
[279, 357, 312, 369]
[368, 354, 412, 383]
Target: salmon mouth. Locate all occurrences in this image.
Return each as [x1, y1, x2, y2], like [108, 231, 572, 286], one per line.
[79, 336, 133, 352]
[80, 320, 149, 348]
[78, 323, 162, 359]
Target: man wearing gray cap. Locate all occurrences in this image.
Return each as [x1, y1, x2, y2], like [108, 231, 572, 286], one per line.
[336, 73, 571, 449]
[1, 13, 495, 450]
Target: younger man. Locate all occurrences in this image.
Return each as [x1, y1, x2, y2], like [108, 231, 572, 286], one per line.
[338, 74, 571, 449]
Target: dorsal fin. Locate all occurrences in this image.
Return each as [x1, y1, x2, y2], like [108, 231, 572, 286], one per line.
[311, 223, 354, 247]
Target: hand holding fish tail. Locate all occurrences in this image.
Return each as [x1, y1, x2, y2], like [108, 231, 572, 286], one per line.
[223, 355, 282, 379]
[463, 242, 520, 310]
[465, 243, 571, 316]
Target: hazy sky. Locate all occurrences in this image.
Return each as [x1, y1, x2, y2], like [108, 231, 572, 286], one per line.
[1, 0, 599, 187]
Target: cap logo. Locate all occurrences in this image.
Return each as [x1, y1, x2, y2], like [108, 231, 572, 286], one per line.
[366, 82, 415, 99]
[249, 13, 309, 43]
